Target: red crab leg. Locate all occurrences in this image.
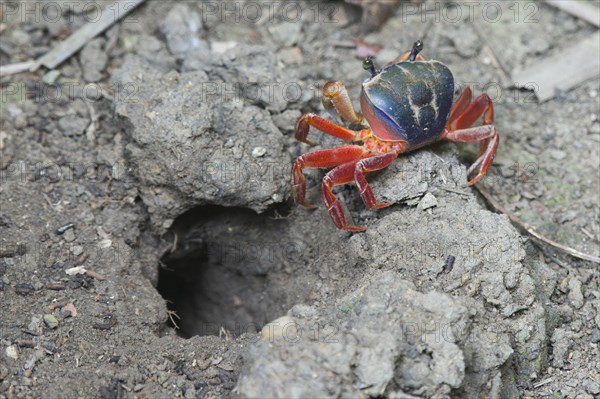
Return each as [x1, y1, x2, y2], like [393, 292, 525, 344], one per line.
[292, 145, 366, 208]
[448, 89, 498, 181]
[452, 93, 494, 129]
[446, 125, 499, 186]
[322, 160, 370, 232]
[456, 94, 494, 159]
[447, 87, 473, 130]
[354, 152, 398, 209]
[295, 113, 366, 145]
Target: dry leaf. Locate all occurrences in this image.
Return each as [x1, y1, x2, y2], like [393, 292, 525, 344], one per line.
[344, 0, 404, 31]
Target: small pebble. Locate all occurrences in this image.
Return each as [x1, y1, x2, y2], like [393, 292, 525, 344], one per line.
[14, 113, 27, 128]
[252, 147, 267, 158]
[528, 36, 550, 55]
[260, 315, 295, 342]
[585, 379, 600, 395]
[418, 192, 438, 210]
[562, 15, 579, 33]
[63, 229, 76, 243]
[267, 22, 302, 46]
[550, 149, 567, 160]
[5, 345, 18, 360]
[43, 341, 58, 354]
[42, 70, 61, 85]
[567, 277, 584, 309]
[576, 392, 594, 399]
[62, 303, 78, 318]
[71, 245, 84, 256]
[80, 38, 108, 82]
[11, 29, 30, 46]
[43, 314, 59, 329]
[591, 328, 600, 343]
[558, 210, 577, 224]
[29, 316, 42, 333]
[278, 46, 303, 65]
[558, 277, 569, 293]
[521, 190, 536, 200]
[272, 109, 301, 133]
[157, 371, 170, 386]
[211, 41, 237, 54]
[58, 115, 88, 137]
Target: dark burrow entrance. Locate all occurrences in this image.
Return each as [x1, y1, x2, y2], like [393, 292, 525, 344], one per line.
[156, 204, 310, 338]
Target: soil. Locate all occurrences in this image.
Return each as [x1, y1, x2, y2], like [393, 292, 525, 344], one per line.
[1, 1, 599, 398]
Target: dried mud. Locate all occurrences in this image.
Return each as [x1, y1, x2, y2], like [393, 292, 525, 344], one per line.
[1, 1, 599, 398]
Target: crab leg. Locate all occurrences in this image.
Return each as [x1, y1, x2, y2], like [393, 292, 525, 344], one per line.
[446, 125, 499, 186]
[446, 92, 499, 186]
[447, 87, 473, 129]
[292, 145, 366, 207]
[295, 113, 367, 145]
[354, 152, 398, 209]
[446, 92, 496, 161]
[322, 160, 369, 232]
[451, 93, 494, 130]
[321, 80, 363, 124]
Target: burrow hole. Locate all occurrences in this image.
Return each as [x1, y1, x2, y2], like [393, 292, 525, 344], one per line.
[156, 205, 311, 338]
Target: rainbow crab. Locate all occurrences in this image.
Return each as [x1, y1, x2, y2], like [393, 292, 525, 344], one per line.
[292, 40, 498, 231]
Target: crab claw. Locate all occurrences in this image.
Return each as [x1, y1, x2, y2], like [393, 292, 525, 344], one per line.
[295, 115, 316, 146]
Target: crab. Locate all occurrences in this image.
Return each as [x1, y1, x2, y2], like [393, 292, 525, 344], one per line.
[292, 40, 499, 231]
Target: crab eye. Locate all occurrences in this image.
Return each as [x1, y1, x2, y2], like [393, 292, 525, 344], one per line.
[414, 40, 424, 52]
[409, 39, 424, 62]
[362, 57, 379, 76]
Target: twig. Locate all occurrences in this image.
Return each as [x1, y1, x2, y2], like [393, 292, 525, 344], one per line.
[439, 186, 471, 197]
[85, 269, 106, 281]
[84, 101, 98, 145]
[581, 227, 598, 242]
[482, 45, 510, 82]
[473, 183, 600, 264]
[167, 309, 180, 329]
[30, 0, 146, 71]
[533, 377, 554, 388]
[219, 326, 233, 342]
[0, 60, 36, 77]
[170, 233, 178, 253]
[268, 209, 292, 220]
[470, 22, 510, 82]
[542, 249, 569, 269]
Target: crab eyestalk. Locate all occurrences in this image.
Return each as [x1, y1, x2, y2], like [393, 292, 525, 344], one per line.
[409, 40, 424, 62]
[362, 57, 380, 77]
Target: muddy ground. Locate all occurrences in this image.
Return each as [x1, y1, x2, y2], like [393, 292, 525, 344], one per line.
[1, 1, 599, 398]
